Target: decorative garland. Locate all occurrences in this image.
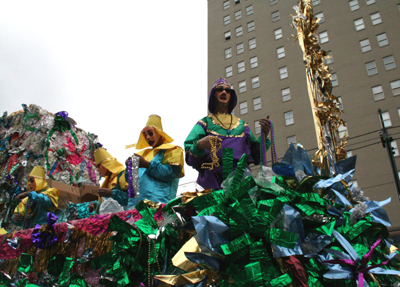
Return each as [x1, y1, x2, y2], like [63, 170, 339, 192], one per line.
[127, 156, 140, 198]
[201, 136, 222, 170]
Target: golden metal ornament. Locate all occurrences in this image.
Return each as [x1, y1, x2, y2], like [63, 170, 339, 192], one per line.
[292, 0, 347, 174]
[201, 136, 222, 170]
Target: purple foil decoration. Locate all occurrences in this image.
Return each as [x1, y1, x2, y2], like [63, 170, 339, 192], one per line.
[31, 212, 58, 249]
[323, 235, 398, 286]
[127, 157, 135, 198]
[87, 161, 97, 184]
[55, 111, 68, 119]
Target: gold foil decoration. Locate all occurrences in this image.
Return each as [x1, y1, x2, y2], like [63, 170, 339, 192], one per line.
[180, 189, 213, 205]
[292, 0, 347, 174]
[155, 270, 208, 286]
[171, 236, 201, 272]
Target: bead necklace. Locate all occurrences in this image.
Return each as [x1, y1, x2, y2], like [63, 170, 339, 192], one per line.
[201, 136, 222, 170]
[147, 235, 161, 287]
[213, 113, 233, 134]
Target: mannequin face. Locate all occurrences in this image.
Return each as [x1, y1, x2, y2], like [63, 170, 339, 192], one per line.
[27, 177, 36, 191]
[142, 127, 163, 147]
[96, 164, 108, 177]
[214, 84, 232, 107]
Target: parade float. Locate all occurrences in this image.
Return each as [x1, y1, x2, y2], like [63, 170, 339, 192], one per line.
[1, 1, 400, 286]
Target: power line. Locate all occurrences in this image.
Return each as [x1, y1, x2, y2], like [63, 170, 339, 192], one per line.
[362, 181, 396, 190]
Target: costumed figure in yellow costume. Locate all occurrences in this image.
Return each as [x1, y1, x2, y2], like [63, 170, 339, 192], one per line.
[93, 147, 129, 207]
[12, 166, 60, 228]
[128, 115, 184, 206]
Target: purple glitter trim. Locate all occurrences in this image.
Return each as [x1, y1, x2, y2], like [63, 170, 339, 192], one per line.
[127, 157, 135, 198]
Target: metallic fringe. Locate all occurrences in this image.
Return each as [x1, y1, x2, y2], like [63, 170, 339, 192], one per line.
[2, 229, 113, 277]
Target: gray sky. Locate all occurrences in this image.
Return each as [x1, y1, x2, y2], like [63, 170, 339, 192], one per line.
[0, 1, 208, 188]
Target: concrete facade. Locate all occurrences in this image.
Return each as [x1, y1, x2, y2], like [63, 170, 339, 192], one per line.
[208, 0, 400, 234]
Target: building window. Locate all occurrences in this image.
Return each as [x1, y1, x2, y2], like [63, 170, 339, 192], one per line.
[377, 33, 389, 47]
[383, 55, 396, 70]
[253, 97, 261, 110]
[338, 124, 348, 139]
[239, 80, 246, 93]
[366, 61, 378, 76]
[226, 66, 233, 78]
[224, 15, 231, 25]
[236, 26, 243, 37]
[331, 73, 338, 86]
[349, 0, 359, 11]
[393, 141, 399, 157]
[279, 66, 288, 79]
[285, 111, 294, 125]
[287, 136, 296, 147]
[252, 76, 260, 89]
[248, 21, 255, 32]
[255, 121, 261, 134]
[370, 12, 382, 25]
[235, 0, 240, 4]
[315, 12, 325, 23]
[372, 85, 384, 101]
[246, 5, 253, 15]
[249, 38, 256, 50]
[365, 0, 376, 5]
[238, 61, 245, 73]
[224, 1, 230, 10]
[381, 111, 392, 127]
[225, 31, 231, 41]
[237, 43, 244, 54]
[319, 31, 329, 43]
[325, 51, 334, 64]
[360, 39, 371, 53]
[277, 47, 285, 59]
[274, 28, 282, 40]
[312, 0, 321, 5]
[239, 102, 248, 114]
[225, 47, 232, 59]
[337, 96, 343, 110]
[354, 18, 365, 31]
[235, 10, 242, 20]
[250, 56, 258, 68]
[282, 88, 291, 101]
[390, 80, 400, 96]
[272, 11, 280, 22]
[271, 0, 278, 4]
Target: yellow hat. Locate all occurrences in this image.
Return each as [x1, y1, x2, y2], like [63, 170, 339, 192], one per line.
[29, 166, 45, 179]
[29, 166, 48, 191]
[136, 115, 174, 149]
[94, 148, 125, 174]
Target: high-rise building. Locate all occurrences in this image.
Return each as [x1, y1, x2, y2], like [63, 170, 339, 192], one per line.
[208, 0, 400, 235]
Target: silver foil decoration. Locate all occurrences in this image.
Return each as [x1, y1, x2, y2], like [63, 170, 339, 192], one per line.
[131, 155, 140, 198]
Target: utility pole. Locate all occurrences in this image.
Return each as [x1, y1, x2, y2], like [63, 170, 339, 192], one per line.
[378, 108, 400, 203]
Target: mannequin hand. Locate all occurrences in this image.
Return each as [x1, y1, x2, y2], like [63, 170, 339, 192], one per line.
[13, 214, 24, 223]
[196, 136, 212, 151]
[259, 116, 271, 136]
[134, 153, 150, 169]
[98, 188, 113, 197]
[15, 192, 29, 202]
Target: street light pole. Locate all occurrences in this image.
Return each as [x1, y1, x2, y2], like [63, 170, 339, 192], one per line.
[378, 108, 400, 204]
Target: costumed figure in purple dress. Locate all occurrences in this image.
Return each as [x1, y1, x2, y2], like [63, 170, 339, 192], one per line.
[184, 78, 271, 190]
